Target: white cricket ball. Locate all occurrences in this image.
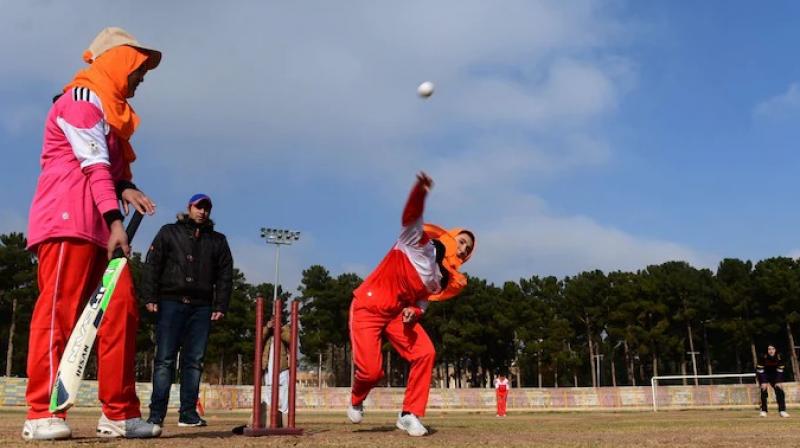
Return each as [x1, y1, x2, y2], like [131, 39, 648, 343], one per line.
[417, 81, 435, 98]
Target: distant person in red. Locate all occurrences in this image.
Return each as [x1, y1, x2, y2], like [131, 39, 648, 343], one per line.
[346, 172, 476, 437]
[494, 373, 510, 417]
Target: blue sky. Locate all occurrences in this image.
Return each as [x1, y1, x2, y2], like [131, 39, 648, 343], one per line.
[3, 1, 800, 290]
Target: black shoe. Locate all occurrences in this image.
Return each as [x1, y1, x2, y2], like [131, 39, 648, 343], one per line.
[146, 416, 164, 426]
[178, 414, 207, 427]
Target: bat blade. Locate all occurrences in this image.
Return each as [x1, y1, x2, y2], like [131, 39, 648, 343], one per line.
[49, 257, 127, 413]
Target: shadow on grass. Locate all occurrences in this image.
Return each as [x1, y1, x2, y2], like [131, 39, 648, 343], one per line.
[354, 425, 396, 433]
[353, 426, 439, 436]
[161, 430, 236, 439]
[71, 438, 118, 444]
[228, 424, 325, 437]
[173, 430, 322, 439]
[67, 432, 237, 443]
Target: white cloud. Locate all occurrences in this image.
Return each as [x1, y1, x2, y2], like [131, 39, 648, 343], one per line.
[465, 198, 716, 282]
[0, 1, 632, 175]
[786, 249, 800, 259]
[423, 171, 716, 283]
[0, 1, 714, 285]
[754, 82, 800, 120]
[448, 58, 624, 130]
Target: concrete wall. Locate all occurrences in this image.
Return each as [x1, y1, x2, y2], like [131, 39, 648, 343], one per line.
[2, 377, 793, 411]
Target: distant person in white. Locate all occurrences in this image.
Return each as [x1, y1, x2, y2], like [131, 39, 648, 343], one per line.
[261, 319, 290, 425]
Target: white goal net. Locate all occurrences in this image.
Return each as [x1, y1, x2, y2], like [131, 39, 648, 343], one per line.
[650, 373, 757, 412]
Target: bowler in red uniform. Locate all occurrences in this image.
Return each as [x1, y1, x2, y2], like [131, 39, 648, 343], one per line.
[346, 172, 475, 436]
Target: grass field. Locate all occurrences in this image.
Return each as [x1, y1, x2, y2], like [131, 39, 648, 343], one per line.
[1, 408, 797, 447]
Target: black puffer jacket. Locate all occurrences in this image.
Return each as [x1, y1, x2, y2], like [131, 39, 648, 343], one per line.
[142, 214, 234, 313]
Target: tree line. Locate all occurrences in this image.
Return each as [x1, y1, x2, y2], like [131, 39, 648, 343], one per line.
[1, 231, 798, 388]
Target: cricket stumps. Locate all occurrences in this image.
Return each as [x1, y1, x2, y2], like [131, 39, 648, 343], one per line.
[243, 295, 303, 436]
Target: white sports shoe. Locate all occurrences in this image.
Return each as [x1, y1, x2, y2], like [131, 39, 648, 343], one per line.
[96, 414, 162, 438]
[760, 411, 768, 417]
[347, 404, 364, 424]
[780, 411, 790, 418]
[396, 412, 428, 437]
[21, 417, 72, 441]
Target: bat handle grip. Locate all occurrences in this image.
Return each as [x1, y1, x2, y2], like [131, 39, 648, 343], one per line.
[111, 211, 145, 259]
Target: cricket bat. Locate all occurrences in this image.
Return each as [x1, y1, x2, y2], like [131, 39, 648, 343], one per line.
[49, 211, 144, 413]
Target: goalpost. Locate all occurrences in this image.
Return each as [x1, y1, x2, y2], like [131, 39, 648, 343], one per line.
[650, 373, 757, 412]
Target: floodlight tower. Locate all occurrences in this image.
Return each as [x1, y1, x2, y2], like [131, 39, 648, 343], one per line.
[260, 228, 301, 306]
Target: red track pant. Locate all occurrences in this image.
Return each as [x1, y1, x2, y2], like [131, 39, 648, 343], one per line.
[25, 239, 141, 420]
[349, 300, 435, 417]
[496, 389, 508, 416]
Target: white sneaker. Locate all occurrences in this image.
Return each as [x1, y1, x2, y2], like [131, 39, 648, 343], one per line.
[96, 413, 162, 438]
[780, 411, 790, 418]
[347, 404, 364, 424]
[21, 417, 72, 441]
[396, 412, 428, 437]
[760, 411, 768, 417]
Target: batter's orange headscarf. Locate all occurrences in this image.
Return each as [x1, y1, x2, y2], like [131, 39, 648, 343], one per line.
[64, 45, 151, 179]
[424, 223, 476, 302]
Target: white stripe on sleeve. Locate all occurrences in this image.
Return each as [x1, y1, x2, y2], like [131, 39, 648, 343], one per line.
[56, 116, 111, 169]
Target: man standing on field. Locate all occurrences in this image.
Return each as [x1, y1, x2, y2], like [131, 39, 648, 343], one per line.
[142, 194, 233, 428]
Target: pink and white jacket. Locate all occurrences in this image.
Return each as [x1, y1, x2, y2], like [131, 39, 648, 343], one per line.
[27, 87, 130, 250]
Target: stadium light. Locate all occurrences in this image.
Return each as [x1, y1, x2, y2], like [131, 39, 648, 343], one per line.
[260, 228, 302, 307]
[260, 228, 301, 245]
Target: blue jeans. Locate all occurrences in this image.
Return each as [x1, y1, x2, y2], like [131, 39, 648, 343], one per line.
[149, 301, 212, 421]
